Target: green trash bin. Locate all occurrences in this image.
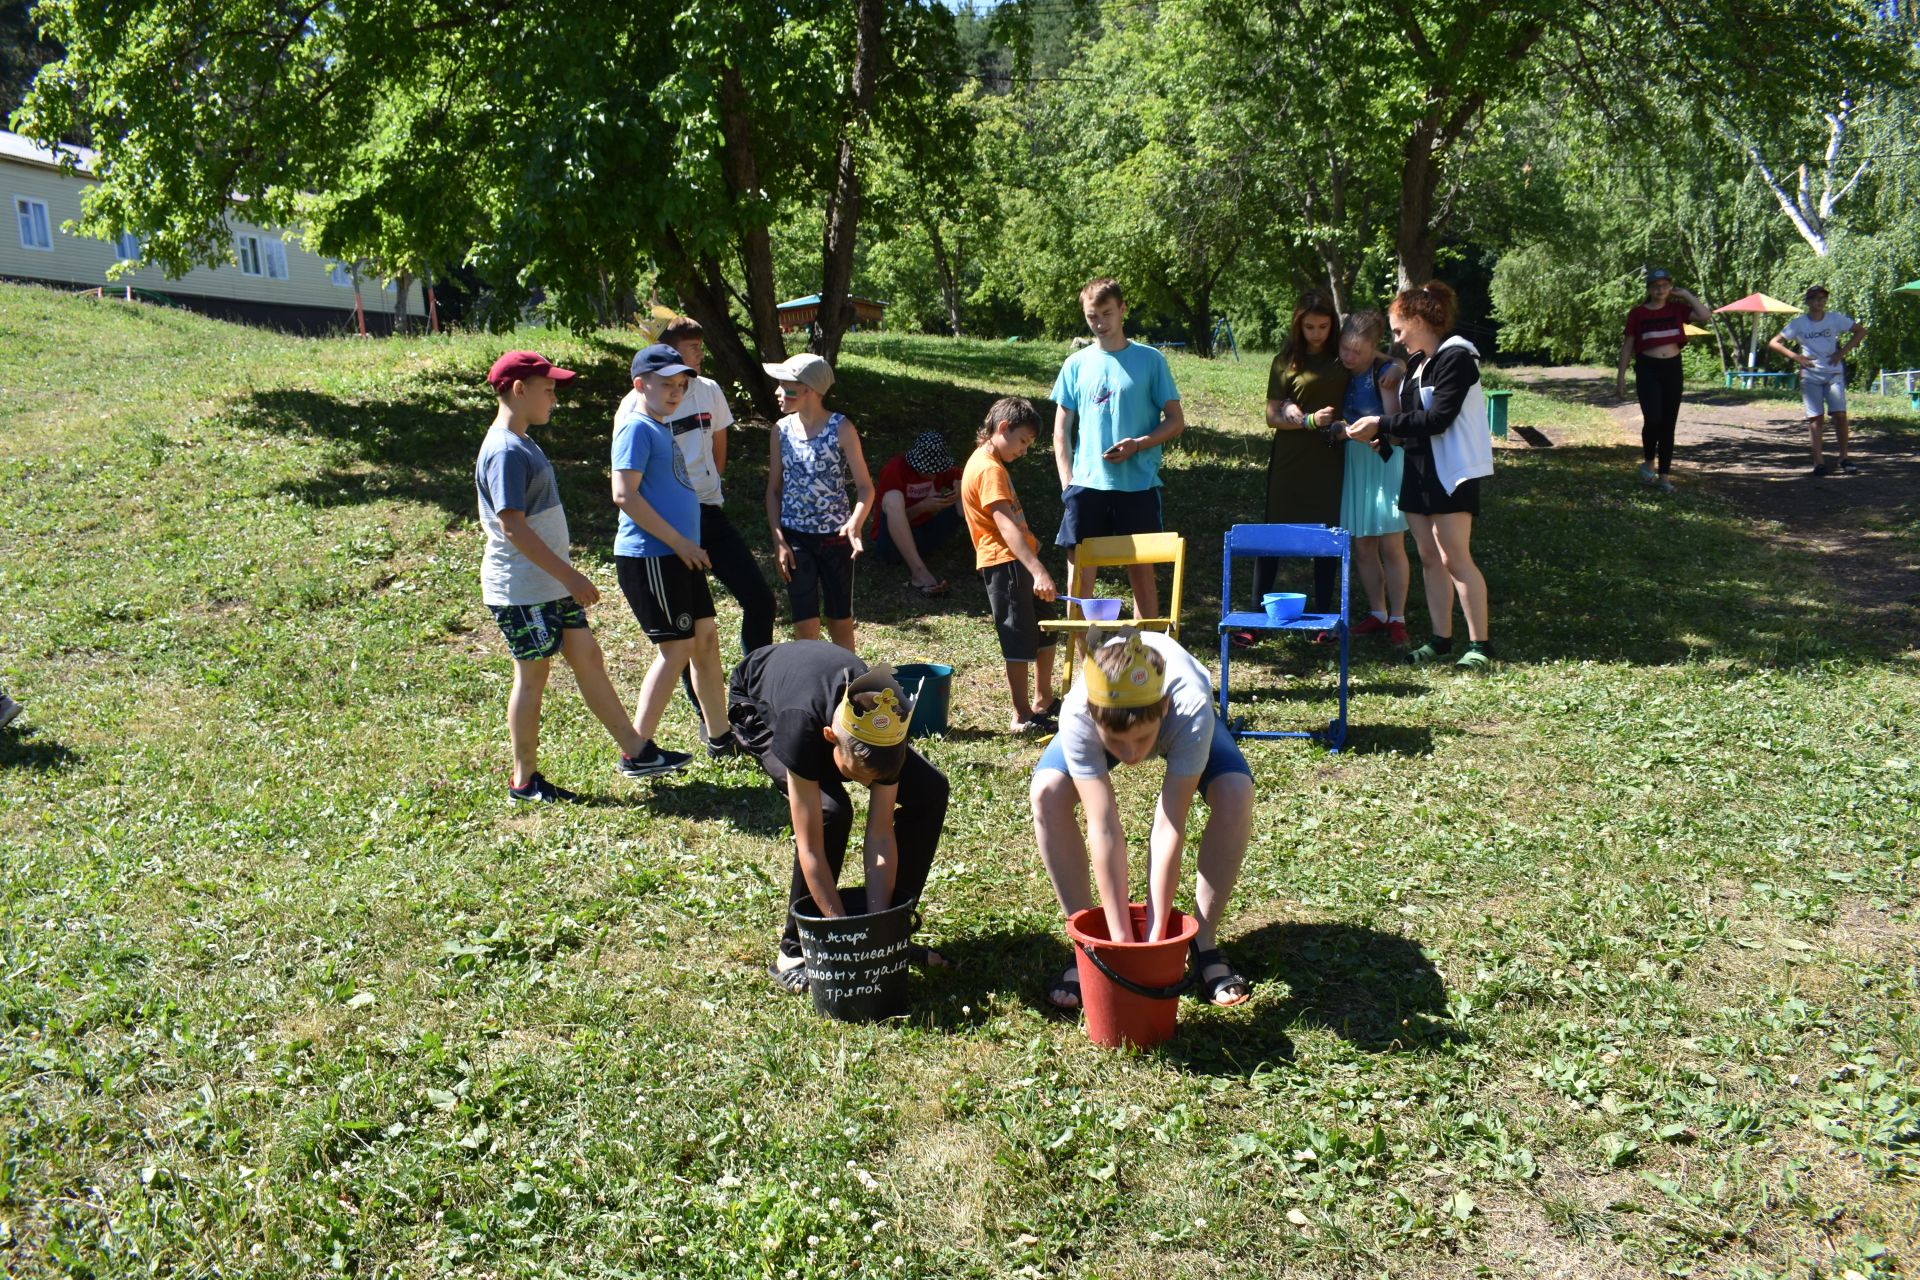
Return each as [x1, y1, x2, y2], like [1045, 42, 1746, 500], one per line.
[1484, 389, 1512, 439]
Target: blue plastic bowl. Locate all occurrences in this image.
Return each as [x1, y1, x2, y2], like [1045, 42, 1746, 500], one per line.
[1262, 592, 1306, 622]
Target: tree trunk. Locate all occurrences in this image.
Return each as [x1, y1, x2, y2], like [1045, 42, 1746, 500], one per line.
[1395, 121, 1440, 288]
[663, 231, 777, 416]
[1316, 242, 1350, 315]
[812, 0, 883, 362]
[718, 66, 787, 360]
[926, 217, 963, 337]
[393, 269, 414, 335]
[1186, 289, 1215, 358]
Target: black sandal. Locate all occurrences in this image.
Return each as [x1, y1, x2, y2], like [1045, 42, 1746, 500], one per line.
[767, 958, 809, 995]
[1188, 940, 1250, 1007]
[1046, 965, 1081, 1012]
[907, 943, 952, 969]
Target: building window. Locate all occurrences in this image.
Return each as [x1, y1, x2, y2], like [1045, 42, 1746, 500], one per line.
[236, 233, 262, 276]
[262, 238, 288, 280]
[115, 231, 141, 262]
[16, 197, 51, 251]
[329, 262, 355, 288]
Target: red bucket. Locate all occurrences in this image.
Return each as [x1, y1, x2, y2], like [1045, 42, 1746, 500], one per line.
[1066, 903, 1197, 1049]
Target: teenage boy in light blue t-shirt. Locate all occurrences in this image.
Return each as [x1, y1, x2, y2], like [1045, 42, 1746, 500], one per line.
[1051, 277, 1185, 618]
[612, 344, 739, 769]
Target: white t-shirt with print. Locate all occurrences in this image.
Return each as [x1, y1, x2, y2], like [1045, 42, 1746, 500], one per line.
[1780, 312, 1855, 372]
[613, 376, 736, 505]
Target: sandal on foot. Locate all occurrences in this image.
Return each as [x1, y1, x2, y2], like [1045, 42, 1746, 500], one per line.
[1188, 941, 1251, 1007]
[1228, 630, 1258, 650]
[906, 943, 952, 969]
[1046, 965, 1081, 1012]
[913, 579, 949, 598]
[767, 959, 809, 995]
[1454, 647, 1492, 670]
[1405, 642, 1449, 665]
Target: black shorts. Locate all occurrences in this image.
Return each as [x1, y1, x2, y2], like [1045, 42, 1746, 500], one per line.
[1398, 449, 1482, 517]
[1054, 484, 1162, 548]
[781, 527, 854, 622]
[616, 554, 715, 642]
[488, 597, 588, 661]
[982, 560, 1060, 663]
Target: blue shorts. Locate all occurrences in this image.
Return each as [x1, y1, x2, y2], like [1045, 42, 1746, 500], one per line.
[1035, 712, 1251, 798]
[1055, 484, 1162, 548]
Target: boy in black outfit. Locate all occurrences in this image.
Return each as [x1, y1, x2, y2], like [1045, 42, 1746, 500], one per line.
[726, 641, 950, 992]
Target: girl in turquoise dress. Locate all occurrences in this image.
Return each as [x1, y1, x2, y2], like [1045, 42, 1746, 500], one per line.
[1337, 311, 1411, 645]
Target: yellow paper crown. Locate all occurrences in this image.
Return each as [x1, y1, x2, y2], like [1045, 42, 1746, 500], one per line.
[835, 668, 910, 747]
[1082, 628, 1165, 709]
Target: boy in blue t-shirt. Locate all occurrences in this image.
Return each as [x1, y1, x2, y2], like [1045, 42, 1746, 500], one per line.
[612, 344, 738, 766]
[1050, 278, 1185, 617]
[474, 350, 664, 804]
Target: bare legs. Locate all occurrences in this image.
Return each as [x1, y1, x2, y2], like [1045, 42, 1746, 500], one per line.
[1405, 512, 1487, 641]
[631, 618, 731, 744]
[508, 630, 650, 788]
[1354, 533, 1410, 618]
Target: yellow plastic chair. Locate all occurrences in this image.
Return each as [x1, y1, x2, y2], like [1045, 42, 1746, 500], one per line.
[1039, 532, 1186, 686]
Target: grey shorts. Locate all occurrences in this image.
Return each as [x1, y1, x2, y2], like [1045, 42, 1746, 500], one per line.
[982, 560, 1060, 663]
[1801, 368, 1846, 418]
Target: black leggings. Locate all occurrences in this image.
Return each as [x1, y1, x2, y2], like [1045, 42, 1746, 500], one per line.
[760, 749, 949, 959]
[1253, 552, 1339, 616]
[700, 503, 777, 657]
[1635, 354, 1684, 475]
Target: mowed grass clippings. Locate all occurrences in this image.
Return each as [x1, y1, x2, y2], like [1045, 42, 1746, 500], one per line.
[1, 284, 1917, 1279]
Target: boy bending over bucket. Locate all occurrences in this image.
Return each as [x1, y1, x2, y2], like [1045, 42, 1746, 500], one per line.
[726, 641, 950, 993]
[1030, 627, 1254, 1011]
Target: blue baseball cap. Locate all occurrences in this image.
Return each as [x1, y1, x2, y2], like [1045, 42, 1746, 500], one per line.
[631, 343, 695, 379]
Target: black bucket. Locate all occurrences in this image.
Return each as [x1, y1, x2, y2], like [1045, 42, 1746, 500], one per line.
[789, 888, 919, 1022]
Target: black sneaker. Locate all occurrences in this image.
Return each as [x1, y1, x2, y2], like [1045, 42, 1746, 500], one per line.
[1810, 462, 1831, 478]
[509, 772, 582, 804]
[617, 741, 692, 779]
[1838, 460, 1858, 475]
[702, 728, 741, 760]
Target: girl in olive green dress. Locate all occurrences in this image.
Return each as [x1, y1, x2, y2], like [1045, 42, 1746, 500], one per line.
[1254, 294, 1349, 617]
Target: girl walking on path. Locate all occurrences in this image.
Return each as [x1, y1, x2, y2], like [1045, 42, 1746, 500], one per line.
[1336, 310, 1411, 646]
[1615, 268, 1709, 493]
[1346, 281, 1495, 669]
[1257, 294, 1349, 625]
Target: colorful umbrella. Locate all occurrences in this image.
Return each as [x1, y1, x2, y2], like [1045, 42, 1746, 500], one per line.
[1713, 293, 1802, 367]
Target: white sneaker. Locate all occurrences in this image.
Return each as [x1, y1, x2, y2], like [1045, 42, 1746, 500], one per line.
[0, 696, 20, 731]
[1638, 463, 1658, 486]
[1656, 477, 1675, 493]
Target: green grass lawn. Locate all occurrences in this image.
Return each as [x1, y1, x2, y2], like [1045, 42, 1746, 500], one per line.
[2, 285, 1917, 1279]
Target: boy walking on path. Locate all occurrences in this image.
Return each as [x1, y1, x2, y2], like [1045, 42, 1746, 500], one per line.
[1051, 278, 1185, 618]
[474, 350, 663, 803]
[1030, 627, 1254, 1013]
[612, 344, 739, 771]
[1769, 286, 1868, 477]
[614, 317, 776, 659]
[961, 396, 1061, 732]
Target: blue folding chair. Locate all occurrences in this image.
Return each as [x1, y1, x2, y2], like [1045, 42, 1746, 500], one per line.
[1216, 523, 1350, 750]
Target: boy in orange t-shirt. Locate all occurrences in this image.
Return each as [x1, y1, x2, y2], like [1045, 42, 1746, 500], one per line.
[961, 396, 1061, 732]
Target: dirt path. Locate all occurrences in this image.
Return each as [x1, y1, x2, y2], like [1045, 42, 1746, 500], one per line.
[1507, 365, 1920, 630]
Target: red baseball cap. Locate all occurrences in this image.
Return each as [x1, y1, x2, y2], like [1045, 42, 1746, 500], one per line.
[487, 350, 578, 390]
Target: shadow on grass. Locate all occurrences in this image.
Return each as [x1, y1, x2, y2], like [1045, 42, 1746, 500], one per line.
[645, 778, 791, 836]
[0, 727, 80, 771]
[907, 926, 1078, 1025]
[1165, 921, 1456, 1075]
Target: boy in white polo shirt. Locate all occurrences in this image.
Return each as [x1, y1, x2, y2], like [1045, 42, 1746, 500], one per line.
[1769, 286, 1868, 477]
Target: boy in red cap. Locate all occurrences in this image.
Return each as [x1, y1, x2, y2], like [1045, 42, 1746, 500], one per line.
[476, 352, 663, 802]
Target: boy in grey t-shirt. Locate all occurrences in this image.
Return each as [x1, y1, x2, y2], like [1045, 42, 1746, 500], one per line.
[1768, 285, 1868, 476]
[476, 350, 684, 804]
[1030, 627, 1255, 1011]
